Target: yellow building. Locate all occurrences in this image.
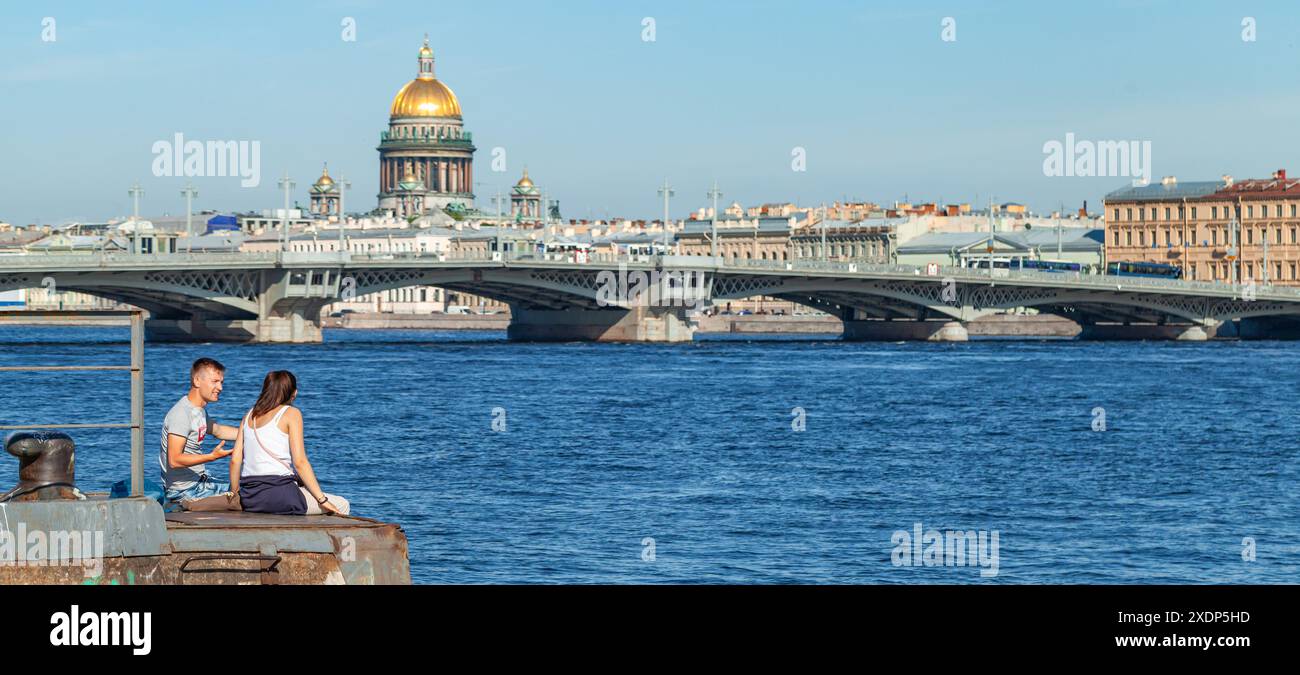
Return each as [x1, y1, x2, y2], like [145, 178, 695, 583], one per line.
[1104, 170, 1300, 284]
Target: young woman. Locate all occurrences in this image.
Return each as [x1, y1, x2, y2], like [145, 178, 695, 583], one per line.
[229, 370, 349, 516]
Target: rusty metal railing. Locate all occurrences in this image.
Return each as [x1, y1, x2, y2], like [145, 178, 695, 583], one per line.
[0, 310, 145, 497]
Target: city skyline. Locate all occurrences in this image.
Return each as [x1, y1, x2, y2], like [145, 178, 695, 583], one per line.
[3, 1, 1300, 225]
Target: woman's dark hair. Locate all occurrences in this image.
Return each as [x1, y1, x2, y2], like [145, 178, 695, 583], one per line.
[250, 370, 297, 419]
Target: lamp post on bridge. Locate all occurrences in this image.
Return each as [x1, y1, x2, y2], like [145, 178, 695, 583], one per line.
[658, 179, 674, 256]
[180, 182, 198, 254]
[987, 199, 996, 279]
[278, 173, 296, 253]
[337, 174, 351, 256]
[707, 181, 722, 260]
[127, 183, 144, 255]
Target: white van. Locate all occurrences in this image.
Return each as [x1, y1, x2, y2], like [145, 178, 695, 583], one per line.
[444, 305, 471, 315]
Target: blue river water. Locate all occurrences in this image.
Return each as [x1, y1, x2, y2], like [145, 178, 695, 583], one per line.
[1, 325, 1296, 583]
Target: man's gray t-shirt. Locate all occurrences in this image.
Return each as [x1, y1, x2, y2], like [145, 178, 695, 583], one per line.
[159, 396, 215, 491]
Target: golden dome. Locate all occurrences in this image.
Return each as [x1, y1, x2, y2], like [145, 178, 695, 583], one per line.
[314, 164, 334, 187]
[391, 78, 462, 118]
[390, 38, 462, 119]
[516, 169, 534, 188]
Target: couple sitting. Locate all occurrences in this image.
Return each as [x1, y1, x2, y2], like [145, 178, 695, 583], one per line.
[160, 358, 349, 515]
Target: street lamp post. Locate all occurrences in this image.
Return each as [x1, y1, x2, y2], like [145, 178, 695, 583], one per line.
[821, 213, 828, 261]
[180, 182, 198, 254]
[127, 183, 144, 254]
[987, 199, 996, 279]
[707, 181, 723, 260]
[278, 173, 296, 253]
[337, 174, 351, 255]
[658, 179, 674, 256]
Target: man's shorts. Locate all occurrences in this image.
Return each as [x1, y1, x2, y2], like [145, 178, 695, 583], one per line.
[166, 473, 231, 504]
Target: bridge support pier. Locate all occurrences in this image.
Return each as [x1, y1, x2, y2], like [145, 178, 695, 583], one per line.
[1233, 317, 1300, 340]
[1077, 323, 1213, 341]
[145, 314, 323, 344]
[841, 319, 968, 342]
[506, 306, 694, 342]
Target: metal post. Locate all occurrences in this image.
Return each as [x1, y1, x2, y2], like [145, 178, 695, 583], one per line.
[181, 182, 198, 254]
[1263, 227, 1270, 286]
[127, 183, 144, 255]
[1231, 213, 1239, 285]
[707, 181, 722, 260]
[658, 179, 674, 255]
[988, 200, 995, 278]
[129, 311, 144, 497]
[278, 173, 296, 253]
[338, 175, 350, 256]
[821, 212, 828, 261]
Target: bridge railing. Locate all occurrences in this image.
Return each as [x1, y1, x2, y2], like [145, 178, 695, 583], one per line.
[8, 249, 1300, 301]
[715, 256, 1300, 299]
[0, 251, 281, 267]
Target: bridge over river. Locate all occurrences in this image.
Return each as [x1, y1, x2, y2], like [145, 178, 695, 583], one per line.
[3, 251, 1300, 343]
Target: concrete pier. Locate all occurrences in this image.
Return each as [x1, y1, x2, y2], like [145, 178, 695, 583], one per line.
[841, 319, 969, 342]
[1077, 323, 1214, 341]
[506, 306, 694, 342]
[1234, 316, 1300, 340]
[145, 315, 324, 343]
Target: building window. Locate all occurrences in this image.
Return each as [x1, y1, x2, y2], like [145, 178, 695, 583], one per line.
[1247, 205, 1254, 219]
[1211, 206, 1218, 219]
[1277, 228, 1283, 245]
[1292, 205, 1297, 218]
[1126, 231, 1132, 246]
[1139, 231, 1145, 246]
[1151, 208, 1157, 220]
[1126, 208, 1133, 221]
[1190, 207, 1197, 219]
[1277, 205, 1284, 218]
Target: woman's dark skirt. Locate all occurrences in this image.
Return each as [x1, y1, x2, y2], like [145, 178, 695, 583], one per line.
[239, 474, 307, 515]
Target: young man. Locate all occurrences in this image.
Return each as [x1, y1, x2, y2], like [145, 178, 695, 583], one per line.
[160, 357, 240, 503]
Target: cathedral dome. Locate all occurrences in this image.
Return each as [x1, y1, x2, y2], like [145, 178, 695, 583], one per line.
[390, 37, 462, 119]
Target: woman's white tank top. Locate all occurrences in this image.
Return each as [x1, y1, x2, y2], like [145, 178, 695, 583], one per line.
[241, 406, 292, 477]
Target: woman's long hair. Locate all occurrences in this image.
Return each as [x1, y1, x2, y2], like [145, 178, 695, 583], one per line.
[250, 370, 297, 420]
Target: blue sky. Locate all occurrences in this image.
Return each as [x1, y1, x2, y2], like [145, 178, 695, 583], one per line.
[2, 0, 1298, 225]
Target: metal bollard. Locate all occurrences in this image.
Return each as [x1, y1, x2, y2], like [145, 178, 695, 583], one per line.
[1, 431, 79, 501]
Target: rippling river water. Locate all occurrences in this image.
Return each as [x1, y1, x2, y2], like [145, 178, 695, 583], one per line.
[1, 326, 1296, 583]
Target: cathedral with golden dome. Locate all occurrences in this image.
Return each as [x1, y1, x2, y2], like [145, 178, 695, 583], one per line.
[376, 37, 475, 216]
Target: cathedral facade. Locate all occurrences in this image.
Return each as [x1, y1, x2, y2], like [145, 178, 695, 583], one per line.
[376, 38, 475, 217]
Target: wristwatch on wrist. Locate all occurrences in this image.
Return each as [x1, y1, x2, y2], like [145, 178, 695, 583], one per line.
[316, 495, 328, 505]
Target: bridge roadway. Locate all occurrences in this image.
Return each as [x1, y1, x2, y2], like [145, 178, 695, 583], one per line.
[4, 250, 1300, 343]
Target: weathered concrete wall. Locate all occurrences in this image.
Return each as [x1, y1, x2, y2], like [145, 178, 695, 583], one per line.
[323, 312, 510, 331]
[966, 313, 1081, 338]
[696, 315, 841, 334]
[145, 316, 322, 344]
[507, 306, 694, 342]
[1077, 323, 1220, 341]
[695, 313, 1081, 337]
[842, 320, 969, 342]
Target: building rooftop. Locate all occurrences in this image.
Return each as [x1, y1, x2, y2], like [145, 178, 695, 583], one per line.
[1104, 180, 1225, 202]
[899, 228, 1103, 254]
